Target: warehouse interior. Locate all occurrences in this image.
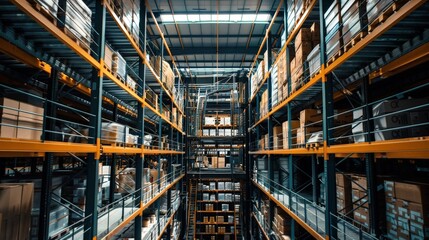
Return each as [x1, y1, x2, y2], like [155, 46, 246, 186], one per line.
[0, 0, 429, 239]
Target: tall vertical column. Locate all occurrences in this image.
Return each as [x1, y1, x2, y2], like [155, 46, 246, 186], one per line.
[323, 75, 336, 238]
[134, 2, 147, 238]
[38, 68, 59, 240]
[362, 76, 378, 235]
[84, 2, 106, 238]
[109, 104, 118, 204]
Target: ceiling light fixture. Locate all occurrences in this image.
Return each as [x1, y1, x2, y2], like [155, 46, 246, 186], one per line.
[160, 13, 271, 24]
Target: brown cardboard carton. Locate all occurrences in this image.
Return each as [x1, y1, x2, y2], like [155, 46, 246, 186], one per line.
[0, 98, 20, 138]
[212, 156, 218, 168]
[273, 126, 283, 149]
[17, 121, 43, 140]
[18, 102, 44, 123]
[310, 22, 320, 44]
[295, 41, 313, 64]
[294, 28, 311, 50]
[218, 157, 225, 168]
[299, 109, 322, 127]
[0, 97, 20, 116]
[395, 182, 429, 204]
[18, 183, 34, 239]
[282, 120, 300, 149]
[384, 180, 395, 198]
[0, 117, 18, 138]
[0, 184, 23, 240]
[351, 175, 367, 191]
[409, 202, 428, 224]
[296, 126, 322, 144]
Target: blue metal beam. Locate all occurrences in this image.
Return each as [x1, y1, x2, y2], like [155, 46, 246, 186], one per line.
[169, 47, 260, 55]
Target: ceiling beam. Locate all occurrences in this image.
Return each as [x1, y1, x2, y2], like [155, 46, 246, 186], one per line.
[150, 34, 267, 39]
[169, 47, 260, 55]
[167, 59, 253, 63]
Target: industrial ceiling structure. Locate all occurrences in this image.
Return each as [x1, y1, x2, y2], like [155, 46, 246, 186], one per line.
[147, 0, 283, 83]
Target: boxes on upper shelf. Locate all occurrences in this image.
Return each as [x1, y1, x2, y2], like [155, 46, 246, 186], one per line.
[58, 0, 92, 49]
[282, 120, 300, 149]
[273, 126, 282, 150]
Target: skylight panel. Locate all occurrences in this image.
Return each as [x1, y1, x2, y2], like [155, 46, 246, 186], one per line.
[199, 14, 212, 21]
[255, 13, 271, 22]
[187, 14, 200, 22]
[174, 14, 188, 22]
[229, 14, 242, 22]
[160, 14, 174, 22]
[241, 14, 256, 22]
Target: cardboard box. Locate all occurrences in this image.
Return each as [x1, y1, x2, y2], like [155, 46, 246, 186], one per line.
[282, 120, 300, 149]
[395, 182, 429, 204]
[1, 117, 18, 138]
[295, 41, 313, 64]
[299, 109, 322, 127]
[0, 184, 24, 240]
[294, 28, 311, 50]
[273, 126, 282, 149]
[351, 175, 367, 191]
[297, 126, 322, 144]
[310, 22, 320, 44]
[218, 157, 225, 168]
[17, 121, 43, 140]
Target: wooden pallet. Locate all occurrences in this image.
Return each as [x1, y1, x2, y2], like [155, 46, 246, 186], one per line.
[62, 27, 91, 54]
[368, 0, 407, 32]
[327, 49, 344, 66]
[28, 1, 57, 25]
[50, 228, 69, 240]
[343, 31, 368, 52]
[306, 142, 321, 149]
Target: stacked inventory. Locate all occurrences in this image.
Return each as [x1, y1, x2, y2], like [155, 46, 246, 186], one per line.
[0, 0, 185, 239]
[195, 180, 243, 239]
[0, 97, 43, 140]
[58, 0, 92, 50]
[384, 181, 429, 239]
[0, 183, 34, 240]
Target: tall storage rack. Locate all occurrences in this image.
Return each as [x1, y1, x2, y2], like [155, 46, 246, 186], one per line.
[185, 80, 248, 240]
[0, 0, 186, 239]
[248, 0, 429, 239]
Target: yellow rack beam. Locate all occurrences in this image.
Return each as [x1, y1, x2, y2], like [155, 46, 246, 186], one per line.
[253, 180, 325, 240]
[103, 173, 184, 240]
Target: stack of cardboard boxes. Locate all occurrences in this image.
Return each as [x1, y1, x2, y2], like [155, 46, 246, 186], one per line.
[352, 98, 429, 143]
[150, 56, 175, 92]
[385, 181, 429, 239]
[324, 0, 342, 60]
[277, 50, 287, 102]
[0, 183, 33, 240]
[273, 125, 282, 150]
[0, 97, 43, 140]
[259, 133, 269, 150]
[290, 23, 320, 93]
[351, 175, 370, 229]
[259, 89, 268, 119]
[58, 0, 92, 50]
[341, 0, 367, 46]
[282, 120, 300, 149]
[118, 0, 140, 43]
[144, 89, 158, 110]
[297, 109, 323, 145]
[273, 207, 291, 238]
[336, 173, 353, 217]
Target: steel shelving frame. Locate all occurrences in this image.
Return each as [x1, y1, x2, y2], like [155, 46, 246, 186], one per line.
[247, 0, 429, 239]
[0, 0, 187, 239]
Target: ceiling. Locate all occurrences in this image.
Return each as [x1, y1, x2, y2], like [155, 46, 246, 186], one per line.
[146, 0, 283, 82]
